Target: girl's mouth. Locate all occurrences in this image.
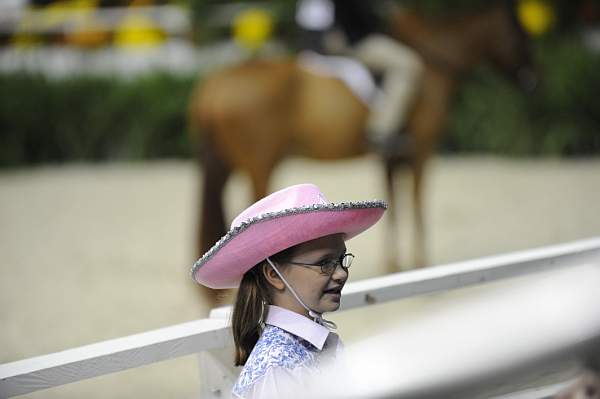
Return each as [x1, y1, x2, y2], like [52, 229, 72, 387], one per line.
[323, 286, 343, 295]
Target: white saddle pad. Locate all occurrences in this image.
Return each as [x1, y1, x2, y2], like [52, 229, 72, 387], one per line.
[297, 50, 377, 106]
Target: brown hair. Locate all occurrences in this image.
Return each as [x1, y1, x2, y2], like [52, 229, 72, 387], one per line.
[231, 247, 295, 366]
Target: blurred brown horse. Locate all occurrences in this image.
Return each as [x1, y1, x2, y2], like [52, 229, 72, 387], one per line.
[189, 2, 535, 306]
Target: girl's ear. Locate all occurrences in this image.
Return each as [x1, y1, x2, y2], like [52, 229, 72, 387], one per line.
[262, 262, 285, 291]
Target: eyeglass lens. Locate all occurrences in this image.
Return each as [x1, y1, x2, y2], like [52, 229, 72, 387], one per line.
[323, 253, 354, 274]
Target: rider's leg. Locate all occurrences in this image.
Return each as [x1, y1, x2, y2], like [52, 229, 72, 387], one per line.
[353, 34, 423, 141]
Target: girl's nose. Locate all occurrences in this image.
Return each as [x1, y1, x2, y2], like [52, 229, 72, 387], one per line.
[331, 263, 349, 283]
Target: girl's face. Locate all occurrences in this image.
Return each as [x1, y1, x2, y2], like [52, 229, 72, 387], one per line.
[277, 233, 349, 315]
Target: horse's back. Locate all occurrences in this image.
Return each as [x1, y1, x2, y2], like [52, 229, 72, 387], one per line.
[209, 60, 297, 102]
[190, 57, 369, 165]
[189, 59, 300, 171]
[190, 59, 296, 135]
[292, 66, 369, 158]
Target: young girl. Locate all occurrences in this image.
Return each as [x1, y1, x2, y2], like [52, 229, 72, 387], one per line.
[192, 183, 386, 398]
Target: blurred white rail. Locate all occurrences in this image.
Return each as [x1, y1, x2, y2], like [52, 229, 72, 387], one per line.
[0, 5, 190, 35]
[1, 237, 599, 398]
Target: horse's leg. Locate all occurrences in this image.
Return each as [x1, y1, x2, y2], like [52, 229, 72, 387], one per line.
[250, 173, 269, 202]
[384, 148, 417, 273]
[248, 158, 276, 203]
[197, 137, 231, 308]
[199, 138, 231, 254]
[384, 156, 400, 274]
[411, 155, 427, 268]
[246, 120, 286, 201]
[408, 69, 454, 268]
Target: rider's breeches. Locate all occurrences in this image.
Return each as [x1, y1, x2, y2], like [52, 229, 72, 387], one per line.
[353, 34, 423, 138]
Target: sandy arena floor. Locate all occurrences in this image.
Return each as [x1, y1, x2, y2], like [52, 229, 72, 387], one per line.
[1, 155, 599, 398]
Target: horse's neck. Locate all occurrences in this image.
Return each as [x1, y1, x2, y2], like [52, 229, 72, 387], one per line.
[389, 7, 504, 73]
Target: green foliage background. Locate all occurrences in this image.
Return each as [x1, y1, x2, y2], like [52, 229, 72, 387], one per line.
[0, 73, 194, 167]
[444, 36, 600, 156]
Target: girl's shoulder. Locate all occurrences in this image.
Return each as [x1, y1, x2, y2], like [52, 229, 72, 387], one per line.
[232, 325, 318, 397]
[248, 325, 317, 371]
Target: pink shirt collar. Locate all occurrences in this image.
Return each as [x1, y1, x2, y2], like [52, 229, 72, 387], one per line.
[265, 305, 330, 350]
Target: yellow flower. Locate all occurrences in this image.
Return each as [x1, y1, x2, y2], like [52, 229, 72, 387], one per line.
[114, 13, 165, 48]
[232, 8, 273, 51]
[518, 0, 555, 36]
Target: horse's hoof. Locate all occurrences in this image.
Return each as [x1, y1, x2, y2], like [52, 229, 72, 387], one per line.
[385, 261, 400, 275]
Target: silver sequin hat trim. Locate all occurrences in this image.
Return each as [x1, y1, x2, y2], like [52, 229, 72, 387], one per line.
[191, 199, 387, 280]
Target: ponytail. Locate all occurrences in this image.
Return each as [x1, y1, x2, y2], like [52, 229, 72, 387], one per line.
[231, 247, 296, 366]
[232, 264, 271, 366]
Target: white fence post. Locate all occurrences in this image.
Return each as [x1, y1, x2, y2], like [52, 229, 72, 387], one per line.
[197, 346, 238, 399]
[197, 307, 238, 398]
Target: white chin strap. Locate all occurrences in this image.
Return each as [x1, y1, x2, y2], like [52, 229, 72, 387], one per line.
[266, 257, 337, 330]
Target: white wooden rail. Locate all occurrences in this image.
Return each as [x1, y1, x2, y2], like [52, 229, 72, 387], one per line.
[1, 237, 599, 398]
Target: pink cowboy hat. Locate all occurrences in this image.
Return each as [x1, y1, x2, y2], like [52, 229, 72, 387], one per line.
[192, 183, 387, 289]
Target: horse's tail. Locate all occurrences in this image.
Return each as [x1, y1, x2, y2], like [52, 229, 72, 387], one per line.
[189, 75, 232, 309]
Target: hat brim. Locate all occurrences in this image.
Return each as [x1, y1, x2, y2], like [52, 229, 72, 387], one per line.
[192, 201, 386, 289]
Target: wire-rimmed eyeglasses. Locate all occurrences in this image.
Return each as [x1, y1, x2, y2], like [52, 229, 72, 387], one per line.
[285, 253, 355, 275]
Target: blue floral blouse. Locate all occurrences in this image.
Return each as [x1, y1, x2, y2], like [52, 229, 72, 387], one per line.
[231, 305, 341, 398]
